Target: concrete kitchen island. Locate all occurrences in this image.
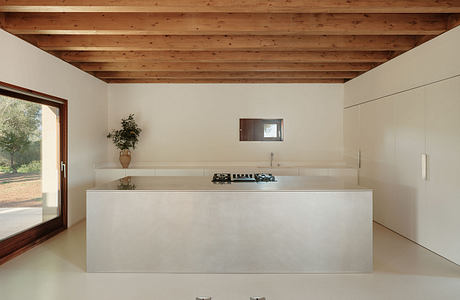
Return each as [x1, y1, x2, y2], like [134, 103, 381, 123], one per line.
[86, 176, 373, 273]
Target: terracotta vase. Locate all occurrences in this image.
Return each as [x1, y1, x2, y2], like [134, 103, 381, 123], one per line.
[119, 149, 131, 168]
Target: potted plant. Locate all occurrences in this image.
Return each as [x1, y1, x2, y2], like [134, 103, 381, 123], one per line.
[107, 114, 142, 168]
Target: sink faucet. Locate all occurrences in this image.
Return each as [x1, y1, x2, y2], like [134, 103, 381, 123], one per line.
[270, 152, 274, 168]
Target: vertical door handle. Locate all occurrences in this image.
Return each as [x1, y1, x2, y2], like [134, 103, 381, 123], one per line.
[421, 153, 427, 180]
[60, 161, 67, 178]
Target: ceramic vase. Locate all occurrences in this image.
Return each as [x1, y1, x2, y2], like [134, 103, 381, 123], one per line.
[119, 149, 131, 168]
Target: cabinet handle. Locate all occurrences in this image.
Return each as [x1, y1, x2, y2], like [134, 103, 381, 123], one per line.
[358, 150, 361, 169]
[421, 153, 427, 180]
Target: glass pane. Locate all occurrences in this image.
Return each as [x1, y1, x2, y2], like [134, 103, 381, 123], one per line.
[264, 124, 278, 138]
[240, 118, 284, 141]
[0, 95, 60, 241]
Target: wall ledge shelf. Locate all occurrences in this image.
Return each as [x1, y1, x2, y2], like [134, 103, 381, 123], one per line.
[94, 163, 358, 185]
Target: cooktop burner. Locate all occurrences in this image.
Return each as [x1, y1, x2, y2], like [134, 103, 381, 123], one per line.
[212, 173, 231, 183]
[212, 173, 276, 183]
[254, 173, 277, 182]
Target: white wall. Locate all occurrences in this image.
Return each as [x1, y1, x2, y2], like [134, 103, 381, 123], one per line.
[107, 84, 344, 166]
[0, 30, 108, 226]
[344, 26, 460, 264]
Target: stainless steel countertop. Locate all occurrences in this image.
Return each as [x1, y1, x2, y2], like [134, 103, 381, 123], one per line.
[88, 176, 371, 192]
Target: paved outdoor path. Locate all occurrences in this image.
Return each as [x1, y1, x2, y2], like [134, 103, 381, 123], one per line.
[0, 207, 42, 240]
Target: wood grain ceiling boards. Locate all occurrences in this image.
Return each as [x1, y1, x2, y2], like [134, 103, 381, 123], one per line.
[1, 1, 459, 83]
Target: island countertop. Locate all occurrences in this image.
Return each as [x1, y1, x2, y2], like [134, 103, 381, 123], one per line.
[88, 175, 371, 192]
[87, 175, 373, 273]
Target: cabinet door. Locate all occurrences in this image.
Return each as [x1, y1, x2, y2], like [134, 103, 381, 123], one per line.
[393, 89, 426, 240]
[424, 76, 460, 264]
[344, 106, 360, 168]
[359, 98, 395, 225]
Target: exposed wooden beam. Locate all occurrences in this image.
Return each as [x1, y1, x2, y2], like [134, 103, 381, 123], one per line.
[2, 13, 447, 35]
[52, 51, 388, 64]
[21, 35, 419, 51]
[414, 35, 436, 46]
[94, 71, 359, 79]
[105, 78, 346, 83]
[75, 62, 373, 72]
[387, 50, 405, 60]
[2, 0, 460, 13]
[447, 13, 460, 29]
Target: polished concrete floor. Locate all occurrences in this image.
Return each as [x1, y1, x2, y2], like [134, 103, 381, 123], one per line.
[0, 221, 459, 300]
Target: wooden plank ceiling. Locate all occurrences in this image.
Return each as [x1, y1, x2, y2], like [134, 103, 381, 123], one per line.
[1, 1, 459, 83]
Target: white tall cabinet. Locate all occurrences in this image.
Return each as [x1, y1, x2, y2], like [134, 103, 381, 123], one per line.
[343, 105, 360, 168]
[423, 77, 460, 264]
[392, 89, 426, 241]
[345, 75, 460, 265]
[359, 98, 395, 226]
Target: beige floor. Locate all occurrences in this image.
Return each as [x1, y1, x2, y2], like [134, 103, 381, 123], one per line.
[0, 222, 459, 300]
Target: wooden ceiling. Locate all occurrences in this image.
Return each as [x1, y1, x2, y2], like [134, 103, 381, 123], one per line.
[1, 1, 459, 83]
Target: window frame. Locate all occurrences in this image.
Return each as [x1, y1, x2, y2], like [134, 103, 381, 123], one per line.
[239, 118, 284, 142]
[0, 81, 68, 265]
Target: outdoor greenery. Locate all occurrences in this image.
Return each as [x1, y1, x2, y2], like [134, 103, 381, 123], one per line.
[0, 95, 41, 173]
[17, 160, 41, 174]
[0, 165, 13, 173]
[107, 114, 142, 151]
[0, 160, 41, 174]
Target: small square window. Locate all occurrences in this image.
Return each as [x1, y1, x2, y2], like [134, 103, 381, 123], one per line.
[264, 124, 278, 138]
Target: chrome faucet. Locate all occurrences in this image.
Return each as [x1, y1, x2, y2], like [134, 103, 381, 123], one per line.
[270, 152, 274, 168]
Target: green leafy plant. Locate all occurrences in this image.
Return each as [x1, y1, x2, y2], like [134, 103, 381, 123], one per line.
[0, 165, 13, 174]
[118, 178, 136, 190]
[17, 160, 41, 174]
[107, 114, 142, 151]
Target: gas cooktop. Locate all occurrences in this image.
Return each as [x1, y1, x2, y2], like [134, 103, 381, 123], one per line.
[212, 173, 276, 183]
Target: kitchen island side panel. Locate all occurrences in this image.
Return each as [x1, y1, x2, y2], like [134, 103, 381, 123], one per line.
[87, 190, 372, 273]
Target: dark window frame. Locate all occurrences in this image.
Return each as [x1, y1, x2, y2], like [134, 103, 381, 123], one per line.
[239, 118, 284, 142]
[0, 81, 68, 265]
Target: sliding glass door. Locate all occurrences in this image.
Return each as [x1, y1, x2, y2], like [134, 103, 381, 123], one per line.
[0, 82, 67, 263]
